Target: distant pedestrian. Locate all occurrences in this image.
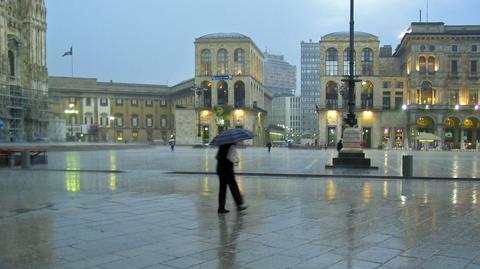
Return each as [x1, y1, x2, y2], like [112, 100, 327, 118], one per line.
[337, 139, 343, 153]
[216, 143, 247, 214]
[324, 143, 328, 150]
[266, 141, 272, 152]
[168, 137, 175, 151]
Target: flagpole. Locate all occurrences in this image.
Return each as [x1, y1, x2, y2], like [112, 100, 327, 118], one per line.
[71, 47, 74, 77]
[71, 54, 73, 78]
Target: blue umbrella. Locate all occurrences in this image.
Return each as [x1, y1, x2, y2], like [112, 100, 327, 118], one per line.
[209, 128, 255, 146]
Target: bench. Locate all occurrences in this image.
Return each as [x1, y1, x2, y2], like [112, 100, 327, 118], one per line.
[0, 147, 48, 167]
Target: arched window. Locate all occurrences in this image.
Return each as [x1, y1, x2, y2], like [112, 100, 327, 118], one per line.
[234, 81, 245, 108]
[419, 56, 426, 74]
[326, 81, 338, 109]
[427, 56, 435, 74]
[326, 48, 338, 76]
[361, 81, 374, 109]
[8, 50, 15, 77]
[361, 48, 373, 76]
[201, 80, 212, 108]
[234, 48, 245, 75]
[217, 81, 228, 105]
[131, 114, 139, 127]
[200, 49, 211, 76]
[146, 114, 154, 127]
[417, 81, 435, 104]
[217, 49, 228, 75]
[343, 48, 356, 76]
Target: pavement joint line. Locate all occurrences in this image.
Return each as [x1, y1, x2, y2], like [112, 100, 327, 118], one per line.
[11, 168, 478, 181]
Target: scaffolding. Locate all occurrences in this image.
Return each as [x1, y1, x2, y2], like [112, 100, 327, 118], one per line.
[0, 83, 50, 142]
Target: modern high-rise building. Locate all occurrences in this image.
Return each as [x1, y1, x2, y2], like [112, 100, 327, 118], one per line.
[264, 52, 296, 96]
[0, 0, 49, 142]
[300, 40, 321, 138]
[272, 96, 301, 135]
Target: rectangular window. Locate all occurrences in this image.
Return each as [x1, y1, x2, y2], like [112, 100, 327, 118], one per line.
[132, 117, 138, 127]
[160, 100, 167, 107]
[469, 90, 478, 105]
[473, 45, 478, 52]
[383, 81, 391, 88]
[450, 90, 459, 105]
[146, 117, 153, 127]
[116, 98, 123, 106]
[470, 60, 477, 75]
[382, 91, 391, 110]
[452, 45, 458, 52]
[396, 82, 404, 89]
[394, 92, 403, 110]
[116, 117, 123, 127]
[69, 97, 76, 104]
[100, 98, 108, 106]
[451, 60, 458, 74]
[131, 99, 138, 106]
[86, 97, 91, 106]
[145, 99, 153, 106]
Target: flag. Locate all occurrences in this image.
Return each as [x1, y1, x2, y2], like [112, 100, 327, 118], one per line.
[62, 46, 73, 57]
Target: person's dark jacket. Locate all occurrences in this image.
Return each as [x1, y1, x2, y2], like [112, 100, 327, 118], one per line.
[216, 143, 234, 173]
[337, 140, 343, 152]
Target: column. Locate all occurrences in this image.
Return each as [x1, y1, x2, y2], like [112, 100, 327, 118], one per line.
[436, 124, 444, 149]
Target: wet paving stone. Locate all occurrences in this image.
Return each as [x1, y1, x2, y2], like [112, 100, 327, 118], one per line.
[1, 147, 480, 268]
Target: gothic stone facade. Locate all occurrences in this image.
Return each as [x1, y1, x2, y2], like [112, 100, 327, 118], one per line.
[0, 0, 48, 142]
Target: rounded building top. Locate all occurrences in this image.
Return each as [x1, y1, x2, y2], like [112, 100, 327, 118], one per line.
[197, 33, 250, 40]
[323, 31, 377, 39]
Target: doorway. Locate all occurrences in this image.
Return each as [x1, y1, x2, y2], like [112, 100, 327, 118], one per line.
[362, 127, 371, 148]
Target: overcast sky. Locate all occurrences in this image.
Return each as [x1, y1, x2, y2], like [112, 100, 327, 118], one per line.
[46, 0, 480, 92]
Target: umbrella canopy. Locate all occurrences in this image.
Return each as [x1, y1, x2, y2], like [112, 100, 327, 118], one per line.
[209, 128, 255, 146]
[416, 133, 441, 141]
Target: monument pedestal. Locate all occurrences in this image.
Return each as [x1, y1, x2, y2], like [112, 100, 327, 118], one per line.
[326, 128, 377, 169]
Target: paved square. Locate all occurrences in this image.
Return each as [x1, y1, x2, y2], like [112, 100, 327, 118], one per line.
[1, 147, 480, 268]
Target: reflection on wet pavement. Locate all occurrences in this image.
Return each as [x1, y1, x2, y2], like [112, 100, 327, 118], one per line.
[35, 147, 480, 178]
[1, 160, 480, 268]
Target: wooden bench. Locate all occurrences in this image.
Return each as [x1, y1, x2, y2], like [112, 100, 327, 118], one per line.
[0, 147, 48, 167]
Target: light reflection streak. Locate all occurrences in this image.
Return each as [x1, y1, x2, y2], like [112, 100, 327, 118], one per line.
[452, 182, 458, 205]
[362, 182, 372, 204]
[473, 188, 477, 206]
[203, 176, 209, 196]
[66, 152, 80, 192]
[452, 157, 459, 178]
[383, 181, 388, 198]
[204, 150, 209, 172]
[110, 151, 117, 191]
[384, 152, 388, 175]
[423, 182, 428, 204]
[326, 180, 336, 201]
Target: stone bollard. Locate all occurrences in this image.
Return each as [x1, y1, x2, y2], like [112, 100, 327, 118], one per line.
[402, 155, 413, 177]
[21, 151, 31, 168]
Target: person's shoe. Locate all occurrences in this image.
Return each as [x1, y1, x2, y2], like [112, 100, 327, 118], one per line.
[217, 208, 230, 214]
[237, 205, 248, 212]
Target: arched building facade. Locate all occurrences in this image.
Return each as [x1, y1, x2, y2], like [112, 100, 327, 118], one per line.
[188, 33, 273, 146]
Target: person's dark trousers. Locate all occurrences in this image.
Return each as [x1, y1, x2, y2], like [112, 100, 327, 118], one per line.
[218, 170, 243, 210]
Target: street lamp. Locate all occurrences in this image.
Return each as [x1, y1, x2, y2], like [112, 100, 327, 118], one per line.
[192, 87, 207, 144]
[64, 103, 79, 141]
